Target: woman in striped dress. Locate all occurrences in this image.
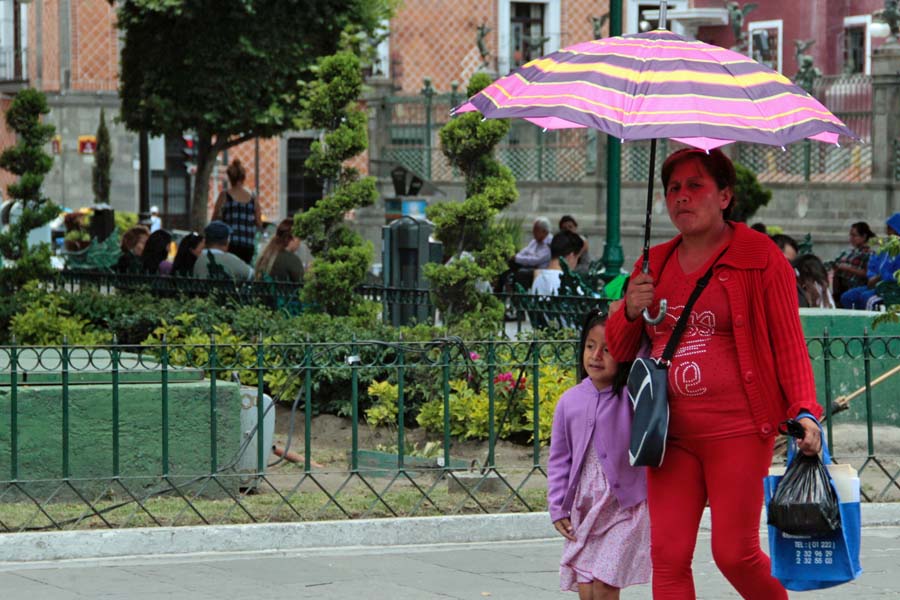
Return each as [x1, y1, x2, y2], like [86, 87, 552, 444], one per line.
[213, 159, 262, 264]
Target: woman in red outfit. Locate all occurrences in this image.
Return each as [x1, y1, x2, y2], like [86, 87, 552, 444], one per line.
[605, 148, 823, 600]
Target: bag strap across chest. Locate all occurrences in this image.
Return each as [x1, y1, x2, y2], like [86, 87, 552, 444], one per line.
[660, 245, 730, 363]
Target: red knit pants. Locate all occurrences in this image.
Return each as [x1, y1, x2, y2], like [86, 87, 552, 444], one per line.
[647, 434, 787, 600]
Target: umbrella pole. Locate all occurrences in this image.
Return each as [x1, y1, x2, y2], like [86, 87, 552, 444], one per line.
[641, 138, 657, 275]
[641, 138, 667, 325]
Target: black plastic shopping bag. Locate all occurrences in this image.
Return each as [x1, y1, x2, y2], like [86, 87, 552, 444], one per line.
[764, 422, 862, 591]
[767, 452, 840, 535]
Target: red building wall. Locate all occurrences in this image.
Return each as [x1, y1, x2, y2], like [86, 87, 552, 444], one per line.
[694, 0, 887, 76]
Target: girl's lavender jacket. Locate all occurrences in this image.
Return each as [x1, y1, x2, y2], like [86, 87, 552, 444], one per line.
[547, 377, 647, 523]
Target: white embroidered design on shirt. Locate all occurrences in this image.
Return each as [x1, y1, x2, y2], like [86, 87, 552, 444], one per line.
[654, 305, 716, 397]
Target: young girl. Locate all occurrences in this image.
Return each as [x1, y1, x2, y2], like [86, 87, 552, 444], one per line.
[548, 309, 650, 599]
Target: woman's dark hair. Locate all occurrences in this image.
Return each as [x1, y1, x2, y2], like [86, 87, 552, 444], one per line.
[141, 230, 173, 273]
[172, 232, 204, 276]
[255, 218, 296, 280]
[851, 221, 875, 242]
[120, 225, 149, 253]
[226, 158, 246, 186]
[771, 233, 799, 256]
[559, 215, 578, 229]
[661, 148, 737, 218]
[578, 309, 630, 393]
[794, 254, 831, 308]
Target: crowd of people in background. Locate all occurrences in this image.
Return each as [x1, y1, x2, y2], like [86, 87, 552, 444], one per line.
[501, 209, 900, 314]
[752, 214, 900, 311]
[108, 159, 306, 285]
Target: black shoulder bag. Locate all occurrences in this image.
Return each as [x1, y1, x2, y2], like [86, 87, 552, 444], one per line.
[627, 246, 729, 467]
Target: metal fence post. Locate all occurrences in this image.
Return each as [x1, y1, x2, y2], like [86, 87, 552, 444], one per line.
[256, 332, 265, 475]
[863, 329, 875, 458]
[821, 329, 834, 453]
[209, 334, 218, 474]
[304, 338, 313, 473]
[397, 338, 406, 470]
[487, 337, 496, 469]
[422, 77, 435, 181]
[536, 126, 544, 181]
[350, 338, 360, 472]
[442, 344, 451, 470]
[62, 336, 70, 479]
[159, 335, 169, 477]
[9, 337, 17, 481]
[112, 336, 121, 477]
[532, 337, 541, 468]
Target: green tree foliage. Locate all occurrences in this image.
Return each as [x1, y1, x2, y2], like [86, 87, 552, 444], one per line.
[292, 52, 377, 316]
[424, 73, 518, 333]
[116, 0, 391, 229]
[731, 161, 772, 223]
[0, 88, 57, 292]
[92, 108, 112, 204]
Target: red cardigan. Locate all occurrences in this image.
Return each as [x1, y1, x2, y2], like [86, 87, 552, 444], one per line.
[607, 222, 823, 438]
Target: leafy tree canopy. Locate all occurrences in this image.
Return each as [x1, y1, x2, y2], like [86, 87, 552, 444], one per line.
[116, 0, 392, 227]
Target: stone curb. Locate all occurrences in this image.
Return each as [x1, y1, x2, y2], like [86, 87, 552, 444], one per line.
[1, 505, 898, 564]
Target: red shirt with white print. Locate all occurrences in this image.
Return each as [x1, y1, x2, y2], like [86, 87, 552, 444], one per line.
[649, 245, 756, 440]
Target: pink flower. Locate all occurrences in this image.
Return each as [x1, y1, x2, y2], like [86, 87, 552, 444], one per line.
[469, 352, 481, 361]
[494, 372, 513, 384]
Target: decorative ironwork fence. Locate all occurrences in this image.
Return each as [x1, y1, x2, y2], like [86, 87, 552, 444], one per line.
[1, 333, 898, 533]
[381, 89, 593, 184]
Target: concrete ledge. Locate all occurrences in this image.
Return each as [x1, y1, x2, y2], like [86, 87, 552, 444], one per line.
[1, 505, 898, 564]
[0, 513, 557, 564]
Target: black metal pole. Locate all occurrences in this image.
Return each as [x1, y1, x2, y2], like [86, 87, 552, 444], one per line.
[641, 138, 657, 274]
[139, 131, 150, 219]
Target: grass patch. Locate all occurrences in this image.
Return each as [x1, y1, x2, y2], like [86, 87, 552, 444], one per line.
[0, 469, 548, 532]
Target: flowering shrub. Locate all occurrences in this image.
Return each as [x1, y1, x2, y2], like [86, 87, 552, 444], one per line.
[415, 364, 575, 446]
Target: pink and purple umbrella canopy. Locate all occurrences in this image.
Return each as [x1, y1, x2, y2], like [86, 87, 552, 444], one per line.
[454, 29, 856, 151]
[455, 25, 856, 323]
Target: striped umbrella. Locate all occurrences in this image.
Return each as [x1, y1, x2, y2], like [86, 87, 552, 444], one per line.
[454, 7, 856, 323]
[454, 31, 855, 150]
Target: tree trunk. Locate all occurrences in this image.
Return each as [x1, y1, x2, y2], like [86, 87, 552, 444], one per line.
[190, 132, 217, 230]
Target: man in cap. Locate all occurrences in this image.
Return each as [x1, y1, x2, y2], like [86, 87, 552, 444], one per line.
[193, 220, 254, 280]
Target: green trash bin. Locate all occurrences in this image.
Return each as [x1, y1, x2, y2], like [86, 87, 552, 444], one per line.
[382, 215, 442, 326]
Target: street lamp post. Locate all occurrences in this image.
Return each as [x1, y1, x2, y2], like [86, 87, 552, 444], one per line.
[600, 0, 625, 277]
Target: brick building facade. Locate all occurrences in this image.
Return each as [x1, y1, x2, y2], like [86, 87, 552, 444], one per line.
[1, 0, 897, 259]
[1, 0, 281, 229]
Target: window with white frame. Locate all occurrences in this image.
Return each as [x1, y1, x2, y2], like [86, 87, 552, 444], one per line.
[748, 20, 782, 72]
[511, 3, 546, 68]
[843, 15, 871, 75]
[0, 0, 27, 81]
[626, 0, 687, 34]
[498, 0, 560, 75]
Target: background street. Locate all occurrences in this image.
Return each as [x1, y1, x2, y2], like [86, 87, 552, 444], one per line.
[1, 527, 897, 599]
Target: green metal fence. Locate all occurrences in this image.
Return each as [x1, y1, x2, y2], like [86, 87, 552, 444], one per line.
[51, 269, 606, 333]
[1, 332, 899, 533]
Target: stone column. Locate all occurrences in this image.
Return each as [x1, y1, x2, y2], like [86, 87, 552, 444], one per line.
[364, 76, 394, 171]
[871, 41, 900, 184]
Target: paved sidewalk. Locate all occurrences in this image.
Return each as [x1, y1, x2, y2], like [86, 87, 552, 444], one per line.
[0, 527, 898, 599]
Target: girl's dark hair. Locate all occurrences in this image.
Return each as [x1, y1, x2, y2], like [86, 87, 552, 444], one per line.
[851, 221, 875, 242]
[661, 148, 737, 219]
[172, 232, 204, 276]
[141, 229, 173, 273]
[578, 308, 630, 394]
